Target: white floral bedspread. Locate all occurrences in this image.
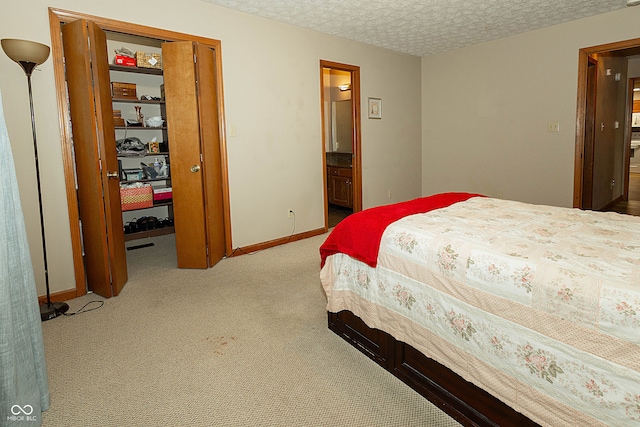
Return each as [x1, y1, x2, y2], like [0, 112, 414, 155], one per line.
[321, 197, 640, 427]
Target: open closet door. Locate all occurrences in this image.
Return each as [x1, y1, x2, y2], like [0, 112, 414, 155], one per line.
[194, 43, 226, 267]
[61, 19, 128, 296]
[162, 41, 226, 268]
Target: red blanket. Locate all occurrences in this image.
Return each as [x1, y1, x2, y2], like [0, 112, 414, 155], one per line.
[320, 192, 484, 268]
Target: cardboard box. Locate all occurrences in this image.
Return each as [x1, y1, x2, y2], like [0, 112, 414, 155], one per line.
[114, 54, 137, 67]
[136, 51, 162, 69]
[120, 185, 153, 211]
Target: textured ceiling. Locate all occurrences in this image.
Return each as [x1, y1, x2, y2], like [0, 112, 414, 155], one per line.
[201, 0, 629, 56]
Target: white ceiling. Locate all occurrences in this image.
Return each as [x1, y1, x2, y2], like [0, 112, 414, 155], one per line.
[201, 0, 629, 56]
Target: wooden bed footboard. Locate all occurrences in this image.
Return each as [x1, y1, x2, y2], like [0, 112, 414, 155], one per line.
[328, 310, 541, 427]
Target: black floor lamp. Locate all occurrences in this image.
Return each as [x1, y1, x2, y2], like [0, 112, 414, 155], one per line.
[2, 38, 69, 321]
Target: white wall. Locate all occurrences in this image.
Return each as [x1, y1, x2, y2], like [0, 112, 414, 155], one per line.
[421, 6, 640, 207]
[0, 0, 422, 297]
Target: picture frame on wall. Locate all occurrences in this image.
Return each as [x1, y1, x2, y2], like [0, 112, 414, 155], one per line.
[368, 97, 382, 119]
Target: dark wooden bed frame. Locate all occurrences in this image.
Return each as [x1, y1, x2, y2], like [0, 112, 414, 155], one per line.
[328, 310, 542, 427]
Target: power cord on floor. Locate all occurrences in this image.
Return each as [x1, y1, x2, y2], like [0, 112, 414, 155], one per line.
[62, 300, 104, 316]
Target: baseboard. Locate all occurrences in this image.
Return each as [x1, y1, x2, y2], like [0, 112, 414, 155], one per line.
[601, 195, 624, 211]
[38, 288, 83, 304]
[228, 227, 326, 257]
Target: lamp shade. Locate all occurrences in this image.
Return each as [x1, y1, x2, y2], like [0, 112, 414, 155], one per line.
[1, 39, 50, 67]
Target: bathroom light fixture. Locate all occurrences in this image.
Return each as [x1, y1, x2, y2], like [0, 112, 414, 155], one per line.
[338, 84, 351, 91]
[1, 38, 69, 321]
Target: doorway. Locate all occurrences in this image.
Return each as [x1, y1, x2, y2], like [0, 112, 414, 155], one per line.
[320, 61, 362, 229]
[608, 77, 640, 215]
[49, 8, 232, 298]
[575, 37, 640, 213]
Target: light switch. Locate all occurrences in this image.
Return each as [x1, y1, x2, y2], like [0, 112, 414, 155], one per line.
[547, 122, 560, 132]
[229, 124, 237, 137]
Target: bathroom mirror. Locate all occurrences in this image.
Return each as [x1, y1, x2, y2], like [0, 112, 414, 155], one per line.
[331, 100, 353, 153]
[323, 68, 352, 153]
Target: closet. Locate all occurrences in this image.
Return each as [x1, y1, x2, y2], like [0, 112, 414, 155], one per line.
[55, 12, 230, 298]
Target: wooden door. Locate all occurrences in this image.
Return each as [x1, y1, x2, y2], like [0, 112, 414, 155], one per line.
[61, 19, 128, 297]
[162, 42, 210, 268]
[194, 43, 226, 266]
[582, 57, 597, 210]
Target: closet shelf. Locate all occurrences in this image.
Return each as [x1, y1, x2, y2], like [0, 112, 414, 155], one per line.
[112, 98, 165, 104]
[109, 64, 163, 75]
[114, 126, 167, 130]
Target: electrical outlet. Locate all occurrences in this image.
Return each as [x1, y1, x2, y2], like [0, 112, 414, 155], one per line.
[388, 189, 392, 198]
[547, 122, 560, 132]
[288, 209, 294, 219]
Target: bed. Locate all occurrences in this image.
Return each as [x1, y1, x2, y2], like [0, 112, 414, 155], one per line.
[319, 193, 640, 427]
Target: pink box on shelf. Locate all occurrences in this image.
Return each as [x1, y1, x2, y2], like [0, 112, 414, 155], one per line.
[153, 187, 172, 202]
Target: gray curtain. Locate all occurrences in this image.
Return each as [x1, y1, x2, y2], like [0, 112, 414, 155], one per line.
[0, 89, 50, 426]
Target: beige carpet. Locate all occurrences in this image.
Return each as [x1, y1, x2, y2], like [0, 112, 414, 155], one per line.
[40, 233, 461, 426]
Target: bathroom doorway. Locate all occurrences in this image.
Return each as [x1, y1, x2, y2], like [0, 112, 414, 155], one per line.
[320, 61, 362, 229]
[575, 38, 640, 212]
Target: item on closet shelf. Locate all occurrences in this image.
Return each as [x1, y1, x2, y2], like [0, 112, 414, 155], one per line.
[147, 137, 160, 153]
[153, 187, 172, 202]
[115, 47, 135, 56]
[124, 219, 138, 234]
[120, 183, 153, 211]
[113, 109, 125, 126]
[123, 168, 144, 181]
[111, 81, 137, 99]
[125, 120, 143, 127]
[135, 105, 144, 124]
[114, 54, 136, 67]
[114, 46, 137, 67]
[140, 94, 161, 101]
[145, 116, 163, 127]
[136, 216, 159, 231]
[157, 160, 169, 178]
[140, 162, 157, 179]
[136, 51, 162, 69]
[116, 137, 145, 156]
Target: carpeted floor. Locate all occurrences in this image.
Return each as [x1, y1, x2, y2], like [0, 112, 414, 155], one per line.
[40, 233, 461, 426]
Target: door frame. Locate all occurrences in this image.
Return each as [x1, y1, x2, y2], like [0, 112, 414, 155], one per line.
[623, 77, 640, 200]
[48, 8, 232, 298]
[580, 56, 598, 210]
[574, 37, 640, 208]
[320, 60, 362, 230]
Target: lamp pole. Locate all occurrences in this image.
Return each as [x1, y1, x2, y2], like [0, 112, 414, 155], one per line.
[2, 38, 69, 321]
